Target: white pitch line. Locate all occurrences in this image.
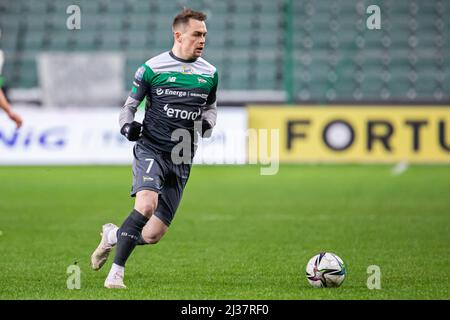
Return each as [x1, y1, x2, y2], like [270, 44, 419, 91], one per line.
[391, 161, 409, 176]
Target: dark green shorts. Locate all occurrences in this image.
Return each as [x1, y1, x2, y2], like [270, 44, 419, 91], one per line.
[131, 138, 191, 226]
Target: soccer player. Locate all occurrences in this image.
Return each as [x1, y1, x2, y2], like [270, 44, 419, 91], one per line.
[90, 8, 218, 289]
[0, 44, 22, 128]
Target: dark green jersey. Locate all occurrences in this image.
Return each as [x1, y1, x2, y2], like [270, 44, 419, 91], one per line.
[128, 51, 218, 153]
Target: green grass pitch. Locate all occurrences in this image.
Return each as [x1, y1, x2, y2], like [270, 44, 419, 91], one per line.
[0, 164, 449, 299]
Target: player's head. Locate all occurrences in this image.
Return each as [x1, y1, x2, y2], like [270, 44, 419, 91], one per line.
[172, 8, 207, 60]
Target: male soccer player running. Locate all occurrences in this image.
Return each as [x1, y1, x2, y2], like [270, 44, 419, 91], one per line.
[90, 8, 218, 289]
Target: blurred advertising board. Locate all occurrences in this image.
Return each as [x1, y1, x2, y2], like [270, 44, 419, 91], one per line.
[0, 107, 246, 165]
[248, 106, 450, 163]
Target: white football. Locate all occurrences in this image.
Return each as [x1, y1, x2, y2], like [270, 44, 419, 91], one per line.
[306, 252, 346, 288]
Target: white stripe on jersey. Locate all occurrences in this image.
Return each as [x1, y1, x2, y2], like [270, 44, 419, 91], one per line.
[144, 51, 216, 77]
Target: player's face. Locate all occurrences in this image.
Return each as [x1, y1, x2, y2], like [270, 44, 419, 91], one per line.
[180, 19, 207, 59]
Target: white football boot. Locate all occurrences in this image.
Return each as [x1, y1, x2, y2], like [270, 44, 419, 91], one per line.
[104, 270, 127, 289]
[90, 223, 117, 271]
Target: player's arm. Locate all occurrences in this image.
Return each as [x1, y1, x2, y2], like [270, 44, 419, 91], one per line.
[0, 88, 22, 128]
[201, 71, 219, 138]
[119, 65, 153, 141]
[0, 51, 21, 128]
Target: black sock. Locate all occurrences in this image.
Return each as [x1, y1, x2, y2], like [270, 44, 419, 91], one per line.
[113, 209, 149, 266]
[137, 235, 149, 245]
[116, 225, 148, 246]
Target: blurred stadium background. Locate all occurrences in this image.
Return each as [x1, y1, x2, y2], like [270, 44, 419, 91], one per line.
[1, 0, 449, 104]
[0, 0, 449, 299]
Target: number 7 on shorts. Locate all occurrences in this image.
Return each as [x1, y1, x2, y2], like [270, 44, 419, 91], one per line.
[145, 158, 154, 174]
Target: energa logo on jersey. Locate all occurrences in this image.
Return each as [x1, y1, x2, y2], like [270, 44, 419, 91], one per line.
[163, 104, 201, 120]
[156, 88, 188, 98]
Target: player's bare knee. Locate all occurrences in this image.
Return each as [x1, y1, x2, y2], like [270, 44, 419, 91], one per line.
[146, 235, 161, 244]
[136, 200, 157, 217]
[148, 238, 159, 244]
[135, 191, 158, 217]
[143, 232, 163, 244]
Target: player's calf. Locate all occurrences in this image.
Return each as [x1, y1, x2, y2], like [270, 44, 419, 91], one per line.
[113, 209, 149, 266]
[141, 215, 169, 244]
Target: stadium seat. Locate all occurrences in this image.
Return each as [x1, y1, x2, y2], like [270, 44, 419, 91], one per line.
[97, 33, 125, 50]
[16, 58, 37, 88]
[126, 0, 151, 13]
[23, 31, 45, 51]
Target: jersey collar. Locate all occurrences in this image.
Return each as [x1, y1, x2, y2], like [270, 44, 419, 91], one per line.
[169, 51, 197, 63]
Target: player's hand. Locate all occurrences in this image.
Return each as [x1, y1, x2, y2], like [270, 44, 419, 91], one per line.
[8, 111, 23, 128]
[120, 121, 142, 141]
[201, 119, 213, 138]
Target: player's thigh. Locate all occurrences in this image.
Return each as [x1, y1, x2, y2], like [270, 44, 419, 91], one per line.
[153, 164, 191, 226]
[131, 141, 166, 196]
[134, 190, 159, 218]
[141, 215, 168, 244]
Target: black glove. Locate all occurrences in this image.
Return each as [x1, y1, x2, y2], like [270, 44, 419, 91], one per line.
[201, 120, 213, 138]
[120, 121, 142, 141]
